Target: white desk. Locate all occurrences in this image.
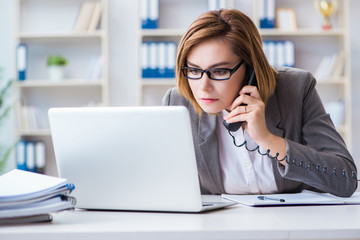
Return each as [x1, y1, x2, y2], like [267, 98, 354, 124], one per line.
[1, 195, 360, 240]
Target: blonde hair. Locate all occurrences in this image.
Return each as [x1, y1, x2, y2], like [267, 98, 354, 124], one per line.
[176, 9, 277, 114]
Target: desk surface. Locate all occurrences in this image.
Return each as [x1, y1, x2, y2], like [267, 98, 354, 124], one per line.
[1, 195, 360, 240]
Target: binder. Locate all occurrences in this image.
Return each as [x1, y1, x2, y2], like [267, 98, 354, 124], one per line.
[149, 42, 158, 77]
[207, 0, 226, 10]
[35, 142, 46, 174]
[284, 41, 295, 67]
[267, 41, 275, 66]
[263, 40, 295, 67]
[207, 0, 217, 10]
[26, 142, 36, 172]
[218, 0, 226, 9]
[148, 0, 159, 29]
[16, 44, 27, 81]
[158, 42, 166, 77]
[16, 140, 27, 171]
[142, 41, 177, 79]
[141, 0, 149, 28]
[275, 41, 284, 67]
[142, 42, 150, 78]
[166, 42, 176, 78]
[142, 0, 159, 29]
[259, 0, 275, 29]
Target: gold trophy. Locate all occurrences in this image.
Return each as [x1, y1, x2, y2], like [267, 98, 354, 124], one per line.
[314, 0, 338, 30]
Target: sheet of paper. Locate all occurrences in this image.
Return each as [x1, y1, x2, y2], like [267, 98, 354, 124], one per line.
[0, 169, 68, 202]
[222, 191, 347, 206]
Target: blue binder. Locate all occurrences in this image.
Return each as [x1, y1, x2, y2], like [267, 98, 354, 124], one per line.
[16, 140, 27, 171]
[259, 0, 275, 29]
[16, 44, 27, 81]
[141, 0, 159, 29]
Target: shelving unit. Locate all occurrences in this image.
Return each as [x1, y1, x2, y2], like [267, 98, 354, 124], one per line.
[136, 0, 351, 149]
[12, 0, 109, 176]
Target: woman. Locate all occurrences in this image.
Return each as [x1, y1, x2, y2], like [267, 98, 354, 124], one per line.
[162, 9, 357, 197]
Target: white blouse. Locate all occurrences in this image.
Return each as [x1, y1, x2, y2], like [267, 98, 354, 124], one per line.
[217, 110, 278, 194]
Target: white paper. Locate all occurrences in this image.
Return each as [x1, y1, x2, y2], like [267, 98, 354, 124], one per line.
[222, 190, 360, 206]
[0, 169, 68, 202]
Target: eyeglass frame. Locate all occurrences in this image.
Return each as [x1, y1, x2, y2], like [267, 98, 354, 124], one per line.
[181, 59, 245, 81]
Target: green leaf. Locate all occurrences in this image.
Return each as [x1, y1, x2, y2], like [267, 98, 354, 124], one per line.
[0, 144, 14, 173]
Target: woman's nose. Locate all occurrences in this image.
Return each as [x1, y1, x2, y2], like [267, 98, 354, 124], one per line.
[199, 72, 213, 92]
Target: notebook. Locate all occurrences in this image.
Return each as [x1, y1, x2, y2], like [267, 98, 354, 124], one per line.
[48, 106, 236, 212]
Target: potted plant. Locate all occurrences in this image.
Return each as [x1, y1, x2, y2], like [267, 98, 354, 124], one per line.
[47, 55, 68, 81]
[0, 66, 13, 174]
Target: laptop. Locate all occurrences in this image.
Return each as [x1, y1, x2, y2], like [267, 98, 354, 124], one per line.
[48, 106, 236, 212]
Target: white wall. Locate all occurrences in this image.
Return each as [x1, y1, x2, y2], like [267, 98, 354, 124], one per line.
[349, 0, 360, 173]
[108, 0, 138, 106]
[0, 0, 359, 173]
[0, 0, 15, 172]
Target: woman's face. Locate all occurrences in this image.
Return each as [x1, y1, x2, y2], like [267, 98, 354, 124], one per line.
[186, 38, 246, 114]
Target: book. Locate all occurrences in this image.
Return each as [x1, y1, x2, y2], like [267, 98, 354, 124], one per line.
[222, 190, 360, 207]
[73, 2, 96, 32]
[86, 55, 104, 81]
[314, 53, 338, 80]
[88, 2, 102, 31]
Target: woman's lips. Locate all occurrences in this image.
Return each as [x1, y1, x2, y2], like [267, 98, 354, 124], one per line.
[200, 98, 218, 103]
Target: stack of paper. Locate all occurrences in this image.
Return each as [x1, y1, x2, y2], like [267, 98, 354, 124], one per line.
[0, 169, 76, 224]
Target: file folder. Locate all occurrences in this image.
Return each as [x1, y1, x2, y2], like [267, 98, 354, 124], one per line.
[17, 44, 27, 81]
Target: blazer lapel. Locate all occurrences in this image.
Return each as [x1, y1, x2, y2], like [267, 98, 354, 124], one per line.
[196, 113, 225, 194]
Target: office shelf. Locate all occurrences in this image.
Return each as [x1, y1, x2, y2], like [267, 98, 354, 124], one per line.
[12, 0, 110, 176]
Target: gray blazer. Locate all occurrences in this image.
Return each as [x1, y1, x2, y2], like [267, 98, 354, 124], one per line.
[162, 67, 357, 197]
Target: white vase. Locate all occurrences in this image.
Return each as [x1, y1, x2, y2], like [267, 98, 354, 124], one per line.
[48, 66, 64, 81]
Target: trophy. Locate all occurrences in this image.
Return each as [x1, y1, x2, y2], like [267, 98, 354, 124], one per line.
[314, 0, 338, 30]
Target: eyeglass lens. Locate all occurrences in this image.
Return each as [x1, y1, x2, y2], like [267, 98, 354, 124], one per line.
[184, 68, 231, 80]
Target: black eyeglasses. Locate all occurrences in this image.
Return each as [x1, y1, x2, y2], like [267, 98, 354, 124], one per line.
[181, 60, 245, 81]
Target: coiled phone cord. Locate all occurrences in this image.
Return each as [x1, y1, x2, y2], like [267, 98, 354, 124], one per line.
[227, 130, 359, 182]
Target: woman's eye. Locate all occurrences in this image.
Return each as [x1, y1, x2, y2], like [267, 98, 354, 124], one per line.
[212, 70, 228, 76]
[189, 69, 201, 75]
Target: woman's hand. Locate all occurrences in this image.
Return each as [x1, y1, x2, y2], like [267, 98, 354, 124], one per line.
[223, 85, 287, 163]
[223, 85, 267, 141]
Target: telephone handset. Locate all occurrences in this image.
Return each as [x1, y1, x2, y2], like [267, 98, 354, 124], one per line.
[223, 68, 258, 132]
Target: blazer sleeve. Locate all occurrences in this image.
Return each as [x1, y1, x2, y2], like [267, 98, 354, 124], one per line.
[275, 68, 358, 197]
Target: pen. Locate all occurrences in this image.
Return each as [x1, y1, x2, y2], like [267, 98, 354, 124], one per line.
[257, 196, 285, 202]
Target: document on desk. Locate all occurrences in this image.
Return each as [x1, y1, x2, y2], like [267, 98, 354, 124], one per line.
[0, 169, 74, 204]
[0, 169, 76, 223]
[222, 190, 360, 206]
